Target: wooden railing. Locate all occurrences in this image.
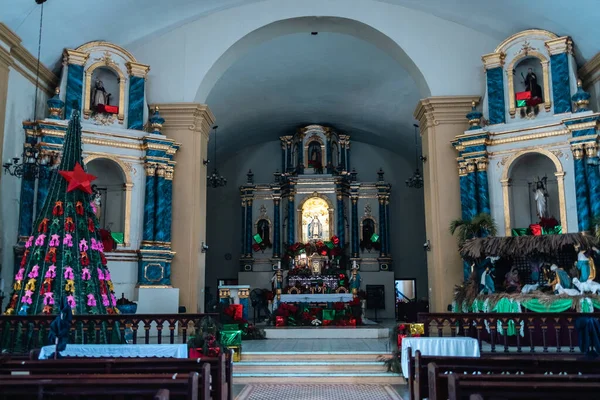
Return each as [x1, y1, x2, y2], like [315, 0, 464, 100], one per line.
[417, 312, 599, 354]
[0, 313, 219, 355]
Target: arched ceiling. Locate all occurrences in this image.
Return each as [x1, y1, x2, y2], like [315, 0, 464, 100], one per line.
[3, 0, 599, 69]
[205, 31, 420, 158]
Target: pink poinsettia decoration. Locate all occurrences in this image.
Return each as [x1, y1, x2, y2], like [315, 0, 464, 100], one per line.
[101, 294, 110, 307]
[81, 267, 91, 280]
[43, 292, 54, 305]
[49, 234, 60, 247]
[67, 295, 76, 308]
[97, 268, 105, 280]
[35, 234, 46, 246]
[87, 294, 97, 307]
[64, 266, 74, 280]
[63, 233, 73, 247]
[28, 265, 40, 279]
[45, 264, 56, 279]
[79, 239, 88, 252]
[15, 268, 25, 281]
[25, 236, 34, 248]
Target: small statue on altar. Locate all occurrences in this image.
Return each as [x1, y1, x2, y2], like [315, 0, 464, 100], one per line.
[548, 264, 573, 290]
[523, 68, 543, 101]
[91, 79, 112, 109]
[480, 266, 495, 294]
[574, 244, 597, 282]
[308, 141, 323, 173]
[91, 185, 102, 220]
[308, 216, 323, 239]
[533, 177, 548, 219]
[504, 266, 522, 293]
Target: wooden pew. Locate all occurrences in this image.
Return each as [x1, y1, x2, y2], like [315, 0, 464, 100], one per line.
[155, 389, 171, 400]
[447, 373, 600, 400]
[0, 352, 232, 400]
[427, 359, 600, 400]
[0, 370, 206, 400]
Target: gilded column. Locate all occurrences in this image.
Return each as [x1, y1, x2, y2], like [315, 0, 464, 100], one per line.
[465, 160, 477, 219]
[273, 197, 281, 258]
[245, 198, 253, 256]
[585, 143, 600, 224]
[414, 96, 480, 311]
[126, 62, 150, 130]
[287, 194, 295, 244]
[476, 158, 490, 215]
[378, 196, 386, 257]
[546, 37, 573, 114]
[141, 162, 157, 243]
[351, 195, 359, 257]
[62, 49, 88, 118]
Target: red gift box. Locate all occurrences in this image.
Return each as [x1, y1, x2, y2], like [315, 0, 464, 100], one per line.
[397, 334, 407, 348]
[348, 318, 357, 327]
[515, 91, 531, 101]
[322, 320, 332, 326]
[275, 316, 286, 327]
[231, 304, 243, 320]
[529, 224, 542, 236]
[97, 104, 119, 114]
[189, 348, 203, 358]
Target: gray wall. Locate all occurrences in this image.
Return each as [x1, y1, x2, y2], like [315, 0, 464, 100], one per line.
[205, 139, 428, 308]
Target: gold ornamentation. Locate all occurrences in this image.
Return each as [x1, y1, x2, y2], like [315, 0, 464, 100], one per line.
[218, 288, 231, 299]
[501, 148, 567, 235]
[475, 158, 488, 171]
[571, 144, 585, 160]
[238, 288, 250, 299]
[336, 286, 348, 294]
[125, 61, 150, 78]
[91, 112, 117, 126]
[495, 29, 558, 53]
[518, 41, 537, 56]
[144, 163, 157, 176]
[165, 165, 174, 180]
[84, 59, 126, 123]
[288, 287, 300, 294]
[545, 37, 573, 55]
[75, 41, 137, 62]
[156, 164, 166, 178]
[458, 161, 467, 176]
[481, 52, 505, 69]
[143, 263, 164, 283]
[62, 49, 89, 66]
[465, 160, 476, 173]
[585, 142, 598, 158]
[550, 149, 564, 159]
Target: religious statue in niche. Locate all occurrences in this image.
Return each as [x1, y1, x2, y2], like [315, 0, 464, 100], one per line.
[360, 218, 378, 252]
[533, 176, 549, 219]
[523, 68, 543, 102]
[256, 219, 271, 247]
[92, 79, 112, 110]
[308, 141, 323, 173]
[308, 215, 323, 239]
[516, 66, 543, 118]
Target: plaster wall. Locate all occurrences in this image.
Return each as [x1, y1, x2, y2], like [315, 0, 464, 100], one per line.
[0, 70, 47, 292]
[129, 0, 497, 103]
[206, 139, 428, 309]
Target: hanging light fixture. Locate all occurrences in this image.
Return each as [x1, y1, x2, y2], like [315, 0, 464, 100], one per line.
[3, 0, 58, 180]
[207, 125, 227, 188]
[405, 124, 424, 189]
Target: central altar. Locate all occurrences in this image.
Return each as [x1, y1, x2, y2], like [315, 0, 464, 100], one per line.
[237, 124, 396, 321]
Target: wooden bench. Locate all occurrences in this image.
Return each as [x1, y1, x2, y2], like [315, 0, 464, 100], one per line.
[0, 354, 230, 400]
[406, 349, 600, 400]
[447, 373, 600, 400]
[0, 371, 206, 400]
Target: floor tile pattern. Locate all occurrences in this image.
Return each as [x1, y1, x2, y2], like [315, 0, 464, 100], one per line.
[236, 384, 403, 400]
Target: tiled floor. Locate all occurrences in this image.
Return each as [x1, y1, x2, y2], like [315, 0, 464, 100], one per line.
[234, 384, 406, 399]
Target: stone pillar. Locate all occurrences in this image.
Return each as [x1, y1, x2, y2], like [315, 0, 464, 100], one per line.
[155, 103, 215, 313]
[414, 96, 479, 312]
[378, 196, 386, 257]
[154, 164, 169, 243]
[465, 160, 477, 219]
[585, 143, 600, 224]
[571, 145, 591, 232]
[141, 162, 157, 243]
[482, 53, 506, 125]
[546, 37, 573, 114]
[287, 194, 295, 244]
[351, 194, 359, 258]
[475, 158, 491, 215]
[126, 62, 150, 130]
[245, 198, 253, 256]
[273, 196, 281, 258]
[62, 50, 88, 117]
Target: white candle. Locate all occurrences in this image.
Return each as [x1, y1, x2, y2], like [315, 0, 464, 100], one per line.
[353, 260, 357, 269]
[278, 260, 281, 269]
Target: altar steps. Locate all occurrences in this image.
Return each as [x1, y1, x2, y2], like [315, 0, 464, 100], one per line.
[233, 351, 404, 384]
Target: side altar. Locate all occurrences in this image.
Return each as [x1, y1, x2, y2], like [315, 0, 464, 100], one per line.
[237, 125, 396, 321]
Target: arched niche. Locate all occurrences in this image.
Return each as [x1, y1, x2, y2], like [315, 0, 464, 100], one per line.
[304, 134, 325, 173]
[83, 155, 132, 246]
[501, 149, 567, 235]
[296, 192, 335, 242]
[331, 141, 339, 169]
[360, 216, 378, 253]
[83, 60, 126, 123]
[507, 51, 551, 117]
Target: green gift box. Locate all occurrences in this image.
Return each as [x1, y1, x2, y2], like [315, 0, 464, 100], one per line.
[111, 232, 124, 244]
[511, 228, 530, 237]
[542, 225, 562, 235]
[222, 324, 240, 331]
[322, 309, 335, 321]
[220, 330, 242, 346]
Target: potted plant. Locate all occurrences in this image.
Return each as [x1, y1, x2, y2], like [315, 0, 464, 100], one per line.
[115, 293, 137, 314]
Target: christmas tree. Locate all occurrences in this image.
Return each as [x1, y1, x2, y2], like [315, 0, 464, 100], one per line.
[4, 105, 119, 317]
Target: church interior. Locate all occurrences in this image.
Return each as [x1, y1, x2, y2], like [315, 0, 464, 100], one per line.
[1, 1, 600, 399]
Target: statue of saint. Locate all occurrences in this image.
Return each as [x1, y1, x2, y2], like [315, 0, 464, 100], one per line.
[257, 219, 270, 244]
[533, 177, 548, 219]
[523, 68, 543, 100]
[307, 215, 323, 239]
[308, 142, 322, 169]
[548, 264, 573, 290]
[480, 266, 495, 294]
[504, 266, 522, 293]
[91, 79, 111, 109]
[574, 244, 597, 282]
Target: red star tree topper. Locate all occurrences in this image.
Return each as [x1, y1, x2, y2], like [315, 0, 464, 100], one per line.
[59, 162, 97, 194]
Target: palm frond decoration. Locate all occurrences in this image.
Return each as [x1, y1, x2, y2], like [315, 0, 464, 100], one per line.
[593, 217, 600, 243]
[450, 213, 497, 247]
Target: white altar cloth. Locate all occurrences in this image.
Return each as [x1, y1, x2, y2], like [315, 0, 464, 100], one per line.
[401, 337, 480, 378]
[38, 344, 188, 359]
[279, 293, 354, 303]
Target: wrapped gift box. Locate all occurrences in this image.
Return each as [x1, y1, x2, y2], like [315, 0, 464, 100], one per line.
[275, 316, 286, 327]
[397, 334, 407, 348]
[97, 104, 119, 114]
[409, 323, 425, 336]
[222, 324, 240, 331]
[515, 91, 531, 107]
[322, 309, 335, 322]
[220, 330, 242, 346]
[229, 345, 242, 362]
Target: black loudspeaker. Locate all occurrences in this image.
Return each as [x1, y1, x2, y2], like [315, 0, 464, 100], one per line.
[366, 285, 385, 310]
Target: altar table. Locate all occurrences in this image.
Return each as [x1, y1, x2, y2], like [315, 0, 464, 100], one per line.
[279, 293, 354, 303]
[38, 344, 188, 359]
[400, 337, 480, 378]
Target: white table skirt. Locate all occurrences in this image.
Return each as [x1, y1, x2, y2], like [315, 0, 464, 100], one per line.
[38, 344, 188, 359]
[279, 293, 354, 303]
[401, 337, 480, 378]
